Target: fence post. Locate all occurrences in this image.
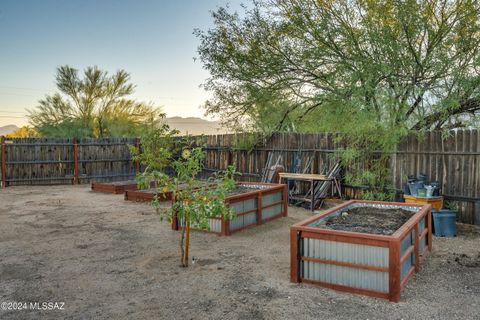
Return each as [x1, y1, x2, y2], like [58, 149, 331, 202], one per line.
[1, 136, 6, 188]
[135, 138, 140, 174]
[73, 138, 79, 185]
[475, 200, 480, 226]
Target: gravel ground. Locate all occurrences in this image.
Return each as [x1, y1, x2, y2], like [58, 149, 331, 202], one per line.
[0, 185, 479, 320]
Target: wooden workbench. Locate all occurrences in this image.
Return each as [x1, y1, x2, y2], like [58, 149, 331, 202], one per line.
[279, 172, 341, 211]
[403, 195, 444, 210]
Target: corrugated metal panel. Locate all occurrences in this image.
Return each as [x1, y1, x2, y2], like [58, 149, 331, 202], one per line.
[229, 202, 244, 214]
[303, 238, 389, 267]
[400, 232, 414, 281]
[262, 204, 283, 221]
[229, 199, 258, 231]
[243, 212, 257, 226]
[262, 191, 282, 206]
[208, 219, 221, 233]
[301, 238, 389, 292]
[178, 216, 222, 233]
[229, 215, 244, 231]
[302, 261, 389, 293]
[243, 198, 257, 211]
[400, 231, 413, 254]
[178, 219, 208, 229]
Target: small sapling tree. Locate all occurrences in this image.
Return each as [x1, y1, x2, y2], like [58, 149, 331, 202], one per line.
[164, 148, 237, 267]
[131, 133, 237, 267]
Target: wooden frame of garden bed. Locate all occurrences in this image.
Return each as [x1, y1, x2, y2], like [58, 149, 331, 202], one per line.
[172, 182, 288, 236]
[124, 182, 216, 202]
[124, 187, 172, 202]
[290, 200, 432, 302]
[91, 180, 139, 194]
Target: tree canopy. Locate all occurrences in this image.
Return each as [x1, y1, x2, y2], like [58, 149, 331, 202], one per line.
[5, 126, 36, 138]
[196, 0, 480, 133]
[28, 65, 164, 138]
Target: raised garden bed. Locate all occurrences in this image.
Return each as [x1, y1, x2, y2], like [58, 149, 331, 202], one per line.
[91, 180, 139, 194]
[172, 182, 288, 236]
[124, 182, 213, 202]
[290, 200, 432, 302]
[124, 187, 171, 202]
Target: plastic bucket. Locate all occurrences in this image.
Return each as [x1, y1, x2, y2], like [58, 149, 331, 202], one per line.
[432, 210, 457, 237]
[417, 188, 427, 197]
[408, 181, 424, 196]
[430, 181, 441, 196]
[408, 182, 417, 196]
[425, 185, 434, 197]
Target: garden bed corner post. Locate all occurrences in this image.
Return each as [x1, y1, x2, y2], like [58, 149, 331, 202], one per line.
[1, 136, 6, 188]
[414, 223, 420, 272]
[221, 216, 230, 236]
[290, 228, 300, 283]
[257, 192, 263, 225]
[388, 240, 401, 302]
[427, 209, 433, 251]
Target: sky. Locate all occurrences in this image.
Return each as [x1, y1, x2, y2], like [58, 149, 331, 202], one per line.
[0, 0, 243, 127]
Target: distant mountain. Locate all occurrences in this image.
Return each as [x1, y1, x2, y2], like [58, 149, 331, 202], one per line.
[0, 118, 228, 137]
[0, 125, 19, 136]
[164, 117, 229, 135]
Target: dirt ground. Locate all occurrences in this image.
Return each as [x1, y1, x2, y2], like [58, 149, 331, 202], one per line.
[0, 185, 479, 320]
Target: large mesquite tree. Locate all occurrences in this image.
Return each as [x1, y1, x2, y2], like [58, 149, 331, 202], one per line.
[196, 0, 480, 132]
[196, 0, 480, 197]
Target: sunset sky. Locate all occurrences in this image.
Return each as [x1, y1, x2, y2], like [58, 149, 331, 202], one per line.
[0, 0, 242, 127]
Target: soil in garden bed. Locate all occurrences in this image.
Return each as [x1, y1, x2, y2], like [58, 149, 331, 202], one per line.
[107, 180, 137, 186]
[227, 186, 263, 196]
[323, 207, 415, 235]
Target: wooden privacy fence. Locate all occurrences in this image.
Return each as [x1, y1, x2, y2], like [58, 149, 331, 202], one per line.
[1, 131, 479, 224]
[0, 137, 139, 186]
[199, 131, 480, 225]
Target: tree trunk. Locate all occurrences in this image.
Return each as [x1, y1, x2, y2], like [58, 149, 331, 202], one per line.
[180, 215, 186, 267]
[184, 210, 190, 267]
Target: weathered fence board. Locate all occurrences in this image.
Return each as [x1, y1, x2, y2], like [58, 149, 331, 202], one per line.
[198, 131, 480, 225]
[1, 131, 479, 224]
[0, 137, 137, 186]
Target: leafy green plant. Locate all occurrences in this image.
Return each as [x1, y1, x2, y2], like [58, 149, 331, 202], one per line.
[232, 132, 263, 152]
[197, 0, 480, 132]
[444, 201, 459, 211]
[131, 131, 238, 267]
[196, 0, 480, 200]
[155, 148, 237, 267]
[129, 125, 179, 189]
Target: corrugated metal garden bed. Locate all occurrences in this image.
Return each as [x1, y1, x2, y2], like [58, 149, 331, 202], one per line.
[173, 182, 288, 236]
[124, 187, 172, 202]
[124, 182, 214, 202]
[290, 200, 432, 302]
[91, 180, 139, 194]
